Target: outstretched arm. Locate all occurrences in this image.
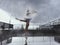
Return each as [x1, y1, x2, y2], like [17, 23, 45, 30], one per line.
[15, 18, 26, 22]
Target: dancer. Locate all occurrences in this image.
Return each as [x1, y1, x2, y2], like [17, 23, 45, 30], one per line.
[15, 9, 37, 45]
[16, 9, 36, 32]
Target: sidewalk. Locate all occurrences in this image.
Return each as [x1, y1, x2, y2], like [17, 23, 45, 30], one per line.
[7, 37, 60, 45]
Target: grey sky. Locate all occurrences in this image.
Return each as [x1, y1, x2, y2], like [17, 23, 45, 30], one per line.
[0, 0, 60, 25]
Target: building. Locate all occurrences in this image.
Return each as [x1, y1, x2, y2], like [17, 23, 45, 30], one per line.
[0, 22, 13, 30]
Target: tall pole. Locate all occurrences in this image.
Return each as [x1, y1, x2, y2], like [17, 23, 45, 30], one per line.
[9, 17, 11, 30]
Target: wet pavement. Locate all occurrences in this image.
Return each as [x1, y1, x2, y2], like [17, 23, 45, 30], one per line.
[0, 30, 60, 45]
[7, 37, 60, 45]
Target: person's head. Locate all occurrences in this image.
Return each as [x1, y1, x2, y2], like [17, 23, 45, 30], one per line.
[26, 9, 30, 16]
[27, 10, 29, 13]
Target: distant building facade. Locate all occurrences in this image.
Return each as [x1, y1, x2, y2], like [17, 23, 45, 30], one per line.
[0, 22, 13, 30]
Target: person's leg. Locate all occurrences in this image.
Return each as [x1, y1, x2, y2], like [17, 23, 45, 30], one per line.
[26, 23, 29, 30]
[16, 18, 26, 22]
[25, 36, 27, 45]
[24, 20, 30, 45]
[25, 21, 29, 31]
[20, 20, 26, 22]
[24, 21, 29, 45]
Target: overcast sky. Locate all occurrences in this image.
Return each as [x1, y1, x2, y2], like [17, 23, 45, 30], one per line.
[0, 0, 60, 25]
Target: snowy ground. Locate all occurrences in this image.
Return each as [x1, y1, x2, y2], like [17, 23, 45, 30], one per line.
[7, 37, 60, 45]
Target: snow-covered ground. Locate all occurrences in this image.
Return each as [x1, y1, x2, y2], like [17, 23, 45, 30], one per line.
[7, 37, 60, 45]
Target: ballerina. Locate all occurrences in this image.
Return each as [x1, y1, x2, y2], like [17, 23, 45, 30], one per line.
[15, 9, 37, 45]
[15, 9, 37, 32]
